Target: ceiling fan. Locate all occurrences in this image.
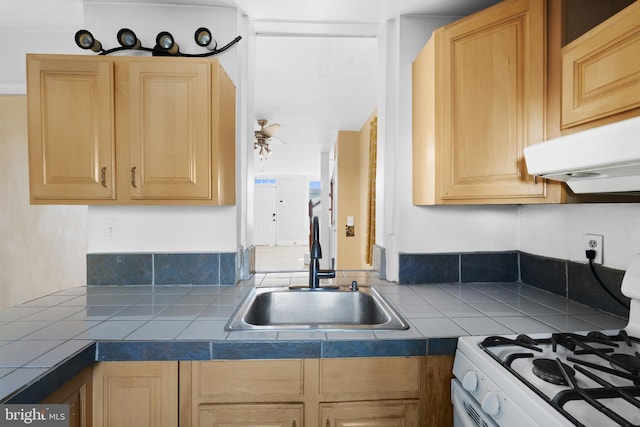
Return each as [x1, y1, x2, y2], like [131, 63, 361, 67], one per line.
[254, 119, 281, 160]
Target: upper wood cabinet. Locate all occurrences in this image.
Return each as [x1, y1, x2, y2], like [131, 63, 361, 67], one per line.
[412, 0, 563, 205]
[27, 56, 116, 202]
[27, 54, 236, 205]
[561, 1, 640, 130]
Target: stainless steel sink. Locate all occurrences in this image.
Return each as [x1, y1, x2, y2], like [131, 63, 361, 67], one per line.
[225, 286, 409, 331]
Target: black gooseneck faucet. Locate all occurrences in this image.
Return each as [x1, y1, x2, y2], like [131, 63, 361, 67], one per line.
[309, 216, 336, 289]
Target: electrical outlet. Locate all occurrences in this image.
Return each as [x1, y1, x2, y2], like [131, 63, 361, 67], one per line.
[104, 218, 119, 241]
[584, 233, 603, 264]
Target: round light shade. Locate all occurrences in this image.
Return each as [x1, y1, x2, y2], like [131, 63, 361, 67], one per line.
[117, 28, 140, 48]
[194, 27, 212, 47]
[75, 30, 102, 52]
[156, 31, 174, 49]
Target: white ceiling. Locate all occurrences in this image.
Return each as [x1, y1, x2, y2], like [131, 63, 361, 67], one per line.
[239, 0, 501, 176]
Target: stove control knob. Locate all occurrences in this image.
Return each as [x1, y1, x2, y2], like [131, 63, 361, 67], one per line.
[481, 392, 501, 416]
[461, 371, 478, 392]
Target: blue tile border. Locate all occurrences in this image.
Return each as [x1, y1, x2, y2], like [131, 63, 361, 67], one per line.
[568, 262, 628, 318]
[96, 341, 211, 361]
[461, 252, 518, 283]
[93, 339, 431, 360]
[321, 339, 426, 358]
[155, 253, 220, 285]
[399, 253, 459, 284]
[211, 341, 322, 359]
[519, 252, 628, 318]
[398, 251, 519, 284]
[4, 342, 96, 404]
[87, 254, 152, 285]
[520, 252, 567, 296]
[426, 338, 458, 356]
[87, 252, 237, 286]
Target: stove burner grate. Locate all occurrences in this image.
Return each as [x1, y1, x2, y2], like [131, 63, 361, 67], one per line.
[610, 353, 640, 377]
[532, 358, 576, 385]
[479, 330, 640, 426]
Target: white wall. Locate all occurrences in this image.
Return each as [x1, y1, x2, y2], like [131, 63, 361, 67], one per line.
[0, 1, 87, 308]
[0, 95, 88, 309]
[519, 204, 640, 271]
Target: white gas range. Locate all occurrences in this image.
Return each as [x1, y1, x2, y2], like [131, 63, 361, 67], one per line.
[452, 255, 640, 427]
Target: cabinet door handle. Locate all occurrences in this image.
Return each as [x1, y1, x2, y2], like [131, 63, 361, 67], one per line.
[100, 167, 107, 188]
[326, 420, 330, 427]
[291, 421, 296, 427]
[130, 167, 137, 188]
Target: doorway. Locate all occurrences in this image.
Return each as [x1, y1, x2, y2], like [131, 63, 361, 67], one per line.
[253, 177, 315, 272]
[254, 183, 277, 246]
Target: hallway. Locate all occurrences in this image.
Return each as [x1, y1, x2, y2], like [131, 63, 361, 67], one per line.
[254, 244, 309, 272]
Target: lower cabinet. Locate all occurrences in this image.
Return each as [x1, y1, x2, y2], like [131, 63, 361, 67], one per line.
[92, 361, 178, 427]
[199, 403, 304, 427]
[41, 366, 93, 427]
[180, 357, 432, 427]
[88, 355, 453, 427]
[320, 400, 419, 426]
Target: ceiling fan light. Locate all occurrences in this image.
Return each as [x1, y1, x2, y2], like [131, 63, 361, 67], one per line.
[75, 29, 102, 52]
[117, 28, 140, 48]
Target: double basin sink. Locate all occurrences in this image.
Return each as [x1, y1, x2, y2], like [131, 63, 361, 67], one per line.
[225, 285, 409, 331]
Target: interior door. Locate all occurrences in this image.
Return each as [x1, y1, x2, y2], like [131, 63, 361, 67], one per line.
[254, 185, 277, 245]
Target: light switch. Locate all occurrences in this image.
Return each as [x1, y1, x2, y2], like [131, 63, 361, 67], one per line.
[347, 216, 354, 226]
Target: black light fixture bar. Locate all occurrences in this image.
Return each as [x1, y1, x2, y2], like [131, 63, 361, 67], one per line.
[74, 27, 241, 57]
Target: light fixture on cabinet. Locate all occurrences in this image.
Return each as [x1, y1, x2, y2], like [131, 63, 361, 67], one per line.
[74, 27, 240, 57]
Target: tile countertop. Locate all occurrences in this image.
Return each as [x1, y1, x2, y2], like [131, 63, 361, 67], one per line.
[0, 271, 628, 403]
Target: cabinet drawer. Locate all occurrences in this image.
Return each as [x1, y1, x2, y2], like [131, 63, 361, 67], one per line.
[192, 360, 304, 399]
[198, 403, 303, 427]
[319, 357, 421, 395]
[319, 399, 419, 427]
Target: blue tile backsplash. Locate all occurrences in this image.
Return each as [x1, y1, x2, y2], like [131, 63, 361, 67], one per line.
[399, 251, 629, 318]
[87, 252, 237, 286]
[86, 254, 152, 285]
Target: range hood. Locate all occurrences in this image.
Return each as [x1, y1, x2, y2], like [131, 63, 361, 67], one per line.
[524, 115, 640, 194]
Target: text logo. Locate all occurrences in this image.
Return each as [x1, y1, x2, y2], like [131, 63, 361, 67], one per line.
[0, 405, 69, 426]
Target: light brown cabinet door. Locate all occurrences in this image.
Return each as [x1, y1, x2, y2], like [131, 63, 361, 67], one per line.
[27, 55, 115, 202]
[199, 403, 303, 427]
[41, 367, 93, 427]
[116, 59, 212, 201]
[562, 1, 640, 129]
[438, 0, 549, 203]
[92, 361, 178, 427]
[320, 400, 419, 427]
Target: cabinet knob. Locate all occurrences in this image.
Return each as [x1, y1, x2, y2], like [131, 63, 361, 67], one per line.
[130, 166, 137, 188]
[100, 167, 108, 188]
